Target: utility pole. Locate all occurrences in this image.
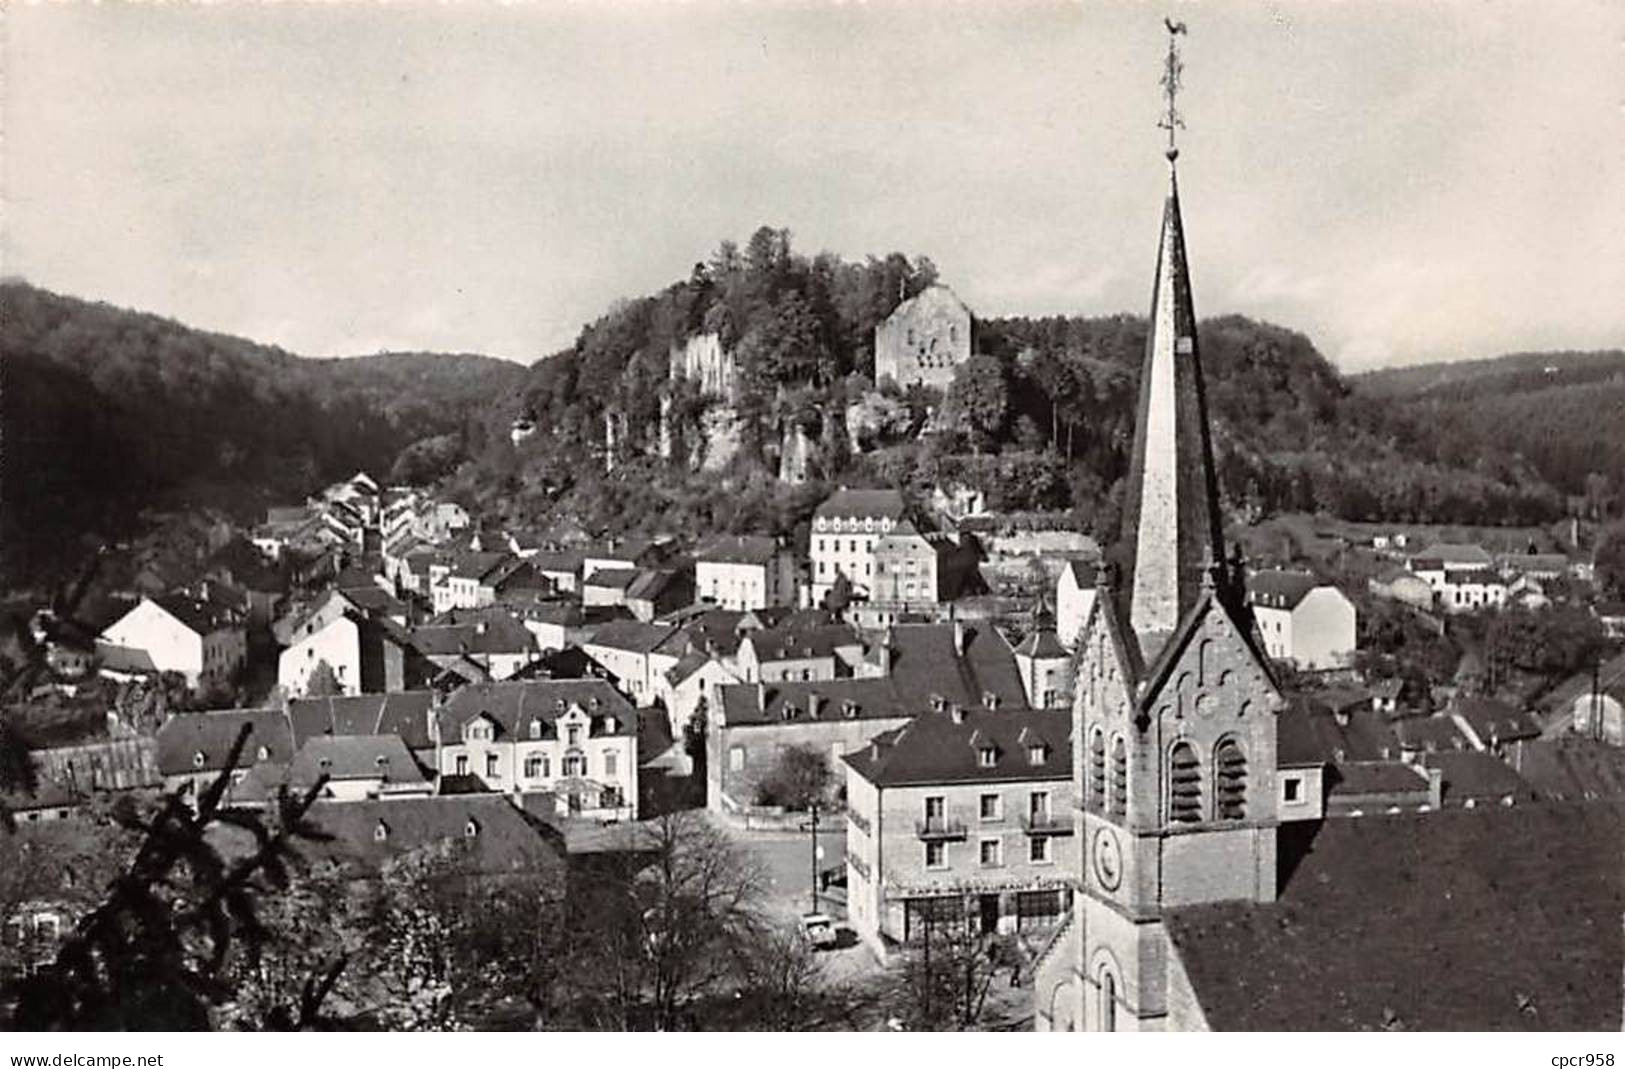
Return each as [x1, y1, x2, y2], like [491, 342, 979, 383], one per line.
[809, 802, 819, 915]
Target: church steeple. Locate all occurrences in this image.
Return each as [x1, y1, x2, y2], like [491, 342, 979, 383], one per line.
[1118, 28, 1227, 662]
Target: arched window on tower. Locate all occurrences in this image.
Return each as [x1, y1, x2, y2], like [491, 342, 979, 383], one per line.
[1215, 738, 1247, 820]
[1089, 729, 1106, 810]
[1109, 736, 1127, 819]
[1168, 741, 1202, 824]
[1101, 970, 1117, 1032]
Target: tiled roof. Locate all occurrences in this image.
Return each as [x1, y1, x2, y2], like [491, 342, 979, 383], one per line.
[156, 708, 293, 777]
[720, 677, 919, 727]
[1393, 715, 1471, 754]
[1328, 760, 1430, 797]
[1012, 629, 1067, 659]
[1246, 569, 1318, 610]
[625, 568, 684, 602]
[1413, 542, 1493, 567]
[292, 796, 566, 877]
[527, 549, 586, 574]
[583, 568, 640, 591]
[1064, 560, 1099, 587]
[696, 534, 781, 566]
[1422, 751, 1535, 805]
[814, 488, 907, 520]
[742, 624, 861, 663]
[336, 584, 407, 619]
[843, 706, 1070, 787]
[411, 609, 535, 657]
[286, 734, 429, 785]
[875, 623, 1029, 716]
[582, 619, 676, 654]
[436, 679, 636, 741]
[285, 691, 436, 751]
[448, 552, 513, 581]
[1166, 803, 1625, 1029]
[151, 593, 240, 635]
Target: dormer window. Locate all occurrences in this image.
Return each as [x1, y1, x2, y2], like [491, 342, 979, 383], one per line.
[843, 701, 859, 719]
[375, 754, 389, 768]
[1028, 744, 1047, 766]
[192, 751, 206, 769]
[983, 691, 1000, 711]
[978, 746, 997, 768]
[374, 821, 389, 842]
[464, 819, 480, 838]
[567, 725, 581, 747]
[603, 716, 617, 734]
[256, 745, 271, 762]
[529, 718, 543, 740]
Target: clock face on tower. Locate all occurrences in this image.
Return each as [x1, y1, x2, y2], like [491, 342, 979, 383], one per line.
[1093, 826, 1123, 891]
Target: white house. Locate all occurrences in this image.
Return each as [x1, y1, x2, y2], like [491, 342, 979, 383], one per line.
[279, 614, 364, 697]
[1055, 560, 1099, 650]
[98, 594, 246, 690]
[1438, 569, 1508, 614]
[1247, 570, 1357, 671]
[579, 620, 679, 707]
[431, 680, 639, 820]
[695, 535, 797, 611]
[654, 653, 742, 741]
[809, 488, 908, 603]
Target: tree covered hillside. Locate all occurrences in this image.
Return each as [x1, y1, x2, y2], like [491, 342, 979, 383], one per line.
[1354, 350, 1625, 510]
[1, 281, 527, 585]
[449, 226, 1567, 545]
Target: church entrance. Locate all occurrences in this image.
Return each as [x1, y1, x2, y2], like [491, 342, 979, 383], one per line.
[978, 894, 1000, 935]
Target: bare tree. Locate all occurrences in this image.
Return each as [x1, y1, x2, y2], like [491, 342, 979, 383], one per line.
[572, 812, 766, 1030]
[881, 904, 1006, 1031]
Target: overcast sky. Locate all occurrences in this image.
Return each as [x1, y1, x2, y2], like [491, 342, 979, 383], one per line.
[5, 1, 1623, 369]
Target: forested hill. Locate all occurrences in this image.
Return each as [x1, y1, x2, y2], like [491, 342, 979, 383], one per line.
[1351, 349, 1625, 504]
[450, 226, 1568, 545]
[1353, 349, 1625, 399]
[0, 281, 527, 585]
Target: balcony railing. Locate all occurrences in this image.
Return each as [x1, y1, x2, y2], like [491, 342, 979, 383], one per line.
[1020, 811, 1073, 835]
[914, 816, 968, 841]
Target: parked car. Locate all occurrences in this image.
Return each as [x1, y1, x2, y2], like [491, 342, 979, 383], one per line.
[799, 912, 838, 950]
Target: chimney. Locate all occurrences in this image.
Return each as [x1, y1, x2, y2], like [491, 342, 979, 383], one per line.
[1333, 707, 1351, 728]
[476, 620, 488, 635]
[756, 680, 767, 707]
[878, 629, 894, 675]
[808, 691, 822, 719]
[949, 703, 965, 724]
[953, 620, 968, 656]
[870, 741, 881, 762]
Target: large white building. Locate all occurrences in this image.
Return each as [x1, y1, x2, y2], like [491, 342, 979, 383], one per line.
[1055, 560, 1100, 651]
[1247, 570, 1357, 671]
[809, 488, 908, 604]
[431, 680, 639, 820]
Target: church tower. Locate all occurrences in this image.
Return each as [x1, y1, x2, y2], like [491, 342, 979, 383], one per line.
[1038, 22, 1285, 1033]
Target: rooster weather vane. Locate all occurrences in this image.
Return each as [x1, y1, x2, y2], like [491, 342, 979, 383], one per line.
[1159, 17, 1188, 161]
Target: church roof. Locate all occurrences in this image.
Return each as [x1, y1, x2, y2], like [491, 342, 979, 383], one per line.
[1166, 803, 1625, 1030]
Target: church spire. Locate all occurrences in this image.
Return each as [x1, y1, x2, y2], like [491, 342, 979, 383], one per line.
[1119, 21, 1227, 660]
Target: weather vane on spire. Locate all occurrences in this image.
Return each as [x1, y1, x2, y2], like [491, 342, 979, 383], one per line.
[1159, 16, 1188, 161]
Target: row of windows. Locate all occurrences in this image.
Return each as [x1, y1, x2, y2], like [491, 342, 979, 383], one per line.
[453, 749, 617, 780]
[815, 537, 878, 555]
[817, 560, 872, 577]
[1086, 730, 1248, 823]
[924, 836, 1050, 869]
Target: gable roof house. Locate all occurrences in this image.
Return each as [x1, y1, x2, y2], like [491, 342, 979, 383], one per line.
[1246, 569, 1357, 671]
[97, 592, 247, 691]
[156, 707, 295, 801]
